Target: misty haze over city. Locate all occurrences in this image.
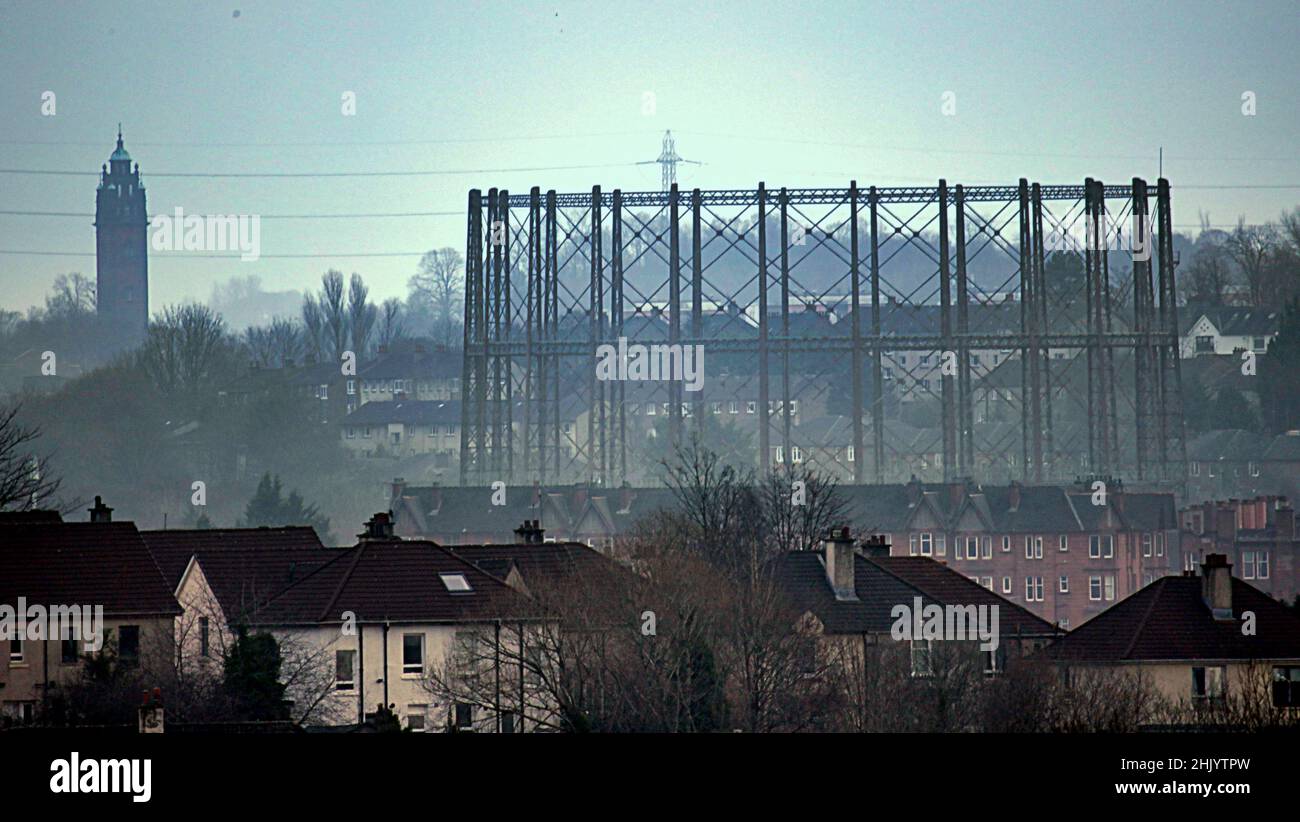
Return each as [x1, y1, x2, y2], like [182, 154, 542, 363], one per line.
[0, 0, 1298, 804]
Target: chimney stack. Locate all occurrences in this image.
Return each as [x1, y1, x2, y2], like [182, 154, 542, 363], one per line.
[514, 519, 544, 545]
[861, 533, 891, 558]
[359, 511, 396, 542]
[1200, 553, 1234, 620]
[88, 496, 113, 523]
[823, 526, 858, 601]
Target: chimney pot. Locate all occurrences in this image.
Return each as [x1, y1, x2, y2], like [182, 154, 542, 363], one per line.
[89, 496, 113, 523]
[514, 520, 544, 545]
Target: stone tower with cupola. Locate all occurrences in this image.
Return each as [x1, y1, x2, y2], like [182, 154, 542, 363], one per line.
[95, 126, 149, 352]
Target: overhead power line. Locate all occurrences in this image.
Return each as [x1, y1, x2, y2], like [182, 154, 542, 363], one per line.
[0, 162, 639, 179]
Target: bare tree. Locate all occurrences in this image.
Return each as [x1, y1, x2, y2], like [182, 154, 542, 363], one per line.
[0, 403, 60, 511]
[410, 248, 464, 346]
[320, 270, 348, 359]
[759, 465, 850, 553]
[139, 303, 232, 405]
[377, 298, 405, 349]
[301, 294, 325, 362]
[45, 273, 97, 318]
[347, 273, 377, 357]
[1224, 218, 1277, 307]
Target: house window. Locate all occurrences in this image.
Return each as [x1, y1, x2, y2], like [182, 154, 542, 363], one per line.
[455, 702, 475, 729]
[1142, 533, 1152, 557]
[965, 536, 978, 560]
[909, 639, 933, 677]
[62, 637, 78, 664]
[407, 705, 427, 731]
[1089, 576, 1102, 601]
[1273, 666, 1300, 708]
[909, 534, 917, 556]
[982, 537, 992, 559]
[1059, 575, 1069, 594]
[9, 638, 22, 662]
[318, 384, 328, 400]
[936, 534, 946, 557]
[347, 379, 355, 396]
[1025, 536, 1033, 559]
[1192, 666, 1226, 701]
[729, 401, 739, 414]
[119, 625, 140, 662]
[1243, 551, 1269, 579]
[402, 634, 424, 675]
[200, 617, 210, 657]
[1001, 535, 1010, 553]
[1191, 462, 1201, 476]
[1034, 536, 1043, 558]
[790, 446, 803, 464]
[1059, 535, 1068, 552]
[919, 532, 933, 557]
[1252, 336, 1267, 352]
[775, 446, 784, 464]
[847, 446, 855, 463]
[1103, 535, 1114, 558]
[1024, 576, 1044, 601]
[646, 402, 656, 416]
[1104, 575, 1115, 601]
[1249, 461, 1260, 477]
[746, 401, 757, 414]
[1156, 533, 1165, 557]
[711, 402, 723, 415]
[1089, 535, 1100, 558]
[1001, 576, 1012, 594]
[501, 711, 517, 734]
[336, 650, 356, 690]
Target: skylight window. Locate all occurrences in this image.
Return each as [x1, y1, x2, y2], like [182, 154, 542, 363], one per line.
[439, 573, 472, 592]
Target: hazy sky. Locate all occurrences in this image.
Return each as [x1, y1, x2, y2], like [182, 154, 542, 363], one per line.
[1, 0, 1297, 316]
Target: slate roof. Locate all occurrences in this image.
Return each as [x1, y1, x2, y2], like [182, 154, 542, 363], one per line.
[1181, 307, 1280, 338]
[1264, 432, 1300, 462]
[254, 539, 530, 625]
[343, 400, 461, 426]
[1045, 575, 1300, 662]
[358, 349, 461, 381]
[0, 522, 180, 617]
[770, 551, 1057, 637]
[1186, 429, 1270, 462]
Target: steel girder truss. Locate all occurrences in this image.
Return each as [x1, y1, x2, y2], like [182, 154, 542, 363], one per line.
[460, 180, 1186, 489]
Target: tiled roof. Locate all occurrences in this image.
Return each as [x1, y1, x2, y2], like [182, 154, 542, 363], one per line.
[770, 551, 1057, 637]
[254, 539, 530, 625]
[140, 527, 337, 620]
[1045, 575, 1300, 661]
[1181, 307, 1280, 338]
[0, 522, 180, 617]
[343, 400, 461, 426]
[450, 541, 622, 592]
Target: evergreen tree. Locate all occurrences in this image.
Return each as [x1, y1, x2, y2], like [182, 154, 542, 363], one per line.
[223, 628, 288, 722]
[241, 471, 331, 538]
